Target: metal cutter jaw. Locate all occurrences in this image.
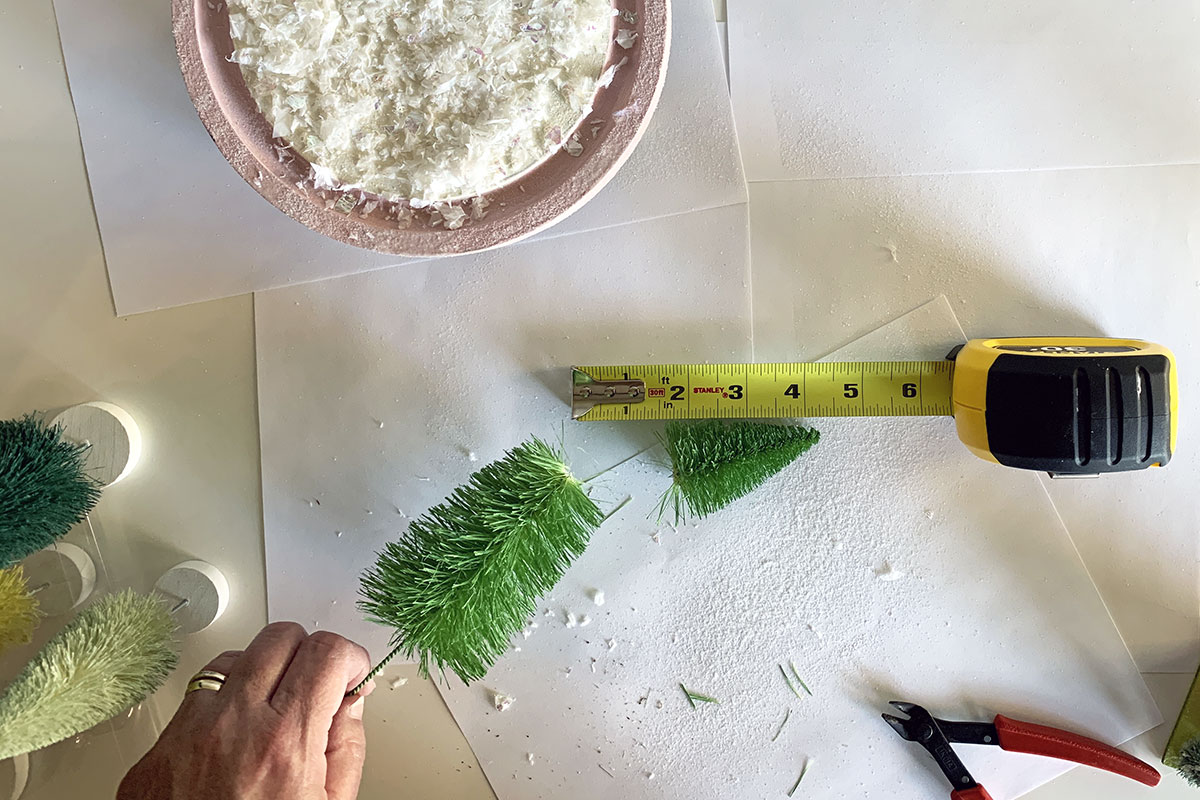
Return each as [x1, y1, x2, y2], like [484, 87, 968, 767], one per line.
[883, 701, 980, 792]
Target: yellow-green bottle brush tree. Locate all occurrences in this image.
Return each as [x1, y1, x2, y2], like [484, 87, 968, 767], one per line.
[357, 421, 820, 688]
[0, 566, 40, 655]
[0, 590, 178, 761]
[657, 419, 820, 522]
[0, 415, 103, 567]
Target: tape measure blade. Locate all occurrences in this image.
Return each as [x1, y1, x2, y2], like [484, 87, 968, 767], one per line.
[573, 361, 953, 421]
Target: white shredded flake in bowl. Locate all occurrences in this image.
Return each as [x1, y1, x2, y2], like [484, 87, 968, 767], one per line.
[227, 0, 614, 203]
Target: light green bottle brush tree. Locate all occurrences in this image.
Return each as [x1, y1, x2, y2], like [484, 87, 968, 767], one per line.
[358, 421, 820, 687]
[0, 566, 40, 655]
[0, 590, 179, 760]
[0, 415, 103, 567]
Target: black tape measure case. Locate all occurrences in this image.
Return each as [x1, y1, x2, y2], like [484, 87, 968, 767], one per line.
[949, 339, 1177, 475]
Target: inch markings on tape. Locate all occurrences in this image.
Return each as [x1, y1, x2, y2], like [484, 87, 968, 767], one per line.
[571, 361, 954, 421]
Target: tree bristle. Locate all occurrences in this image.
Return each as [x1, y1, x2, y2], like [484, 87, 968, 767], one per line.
[1179, 738, 1200, 787]
[359, 438, 603, 684]
[0, 416, 103, 567]
[0, 590, 178, 760]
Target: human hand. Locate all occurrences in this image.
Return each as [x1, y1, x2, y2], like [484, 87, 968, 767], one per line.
[117, 622, 374, 800]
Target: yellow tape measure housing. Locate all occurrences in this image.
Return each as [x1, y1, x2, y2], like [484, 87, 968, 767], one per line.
[571, 361, 954, 421]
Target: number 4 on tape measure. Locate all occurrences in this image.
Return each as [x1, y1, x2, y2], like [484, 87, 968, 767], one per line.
[570, 337, 1178, 477]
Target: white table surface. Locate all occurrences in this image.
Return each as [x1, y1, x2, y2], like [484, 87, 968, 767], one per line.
[0, 0, 1195, 798]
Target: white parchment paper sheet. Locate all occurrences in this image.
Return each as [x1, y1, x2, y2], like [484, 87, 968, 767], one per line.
[253, 203, 752, 655]
[435, 298, 1159, 800]
[747, 170, 1200, 672]
[728, 0, 1200, 181]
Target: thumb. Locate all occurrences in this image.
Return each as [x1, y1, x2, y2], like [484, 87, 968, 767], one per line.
[325, 686, 371, 800]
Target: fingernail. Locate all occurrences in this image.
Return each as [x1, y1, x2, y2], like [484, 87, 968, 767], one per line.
[348, 697, 365, 720]
[363, 679, 377, 696]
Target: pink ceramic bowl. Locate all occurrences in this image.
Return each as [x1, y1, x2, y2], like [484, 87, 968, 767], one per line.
[173, 0, 669, 256]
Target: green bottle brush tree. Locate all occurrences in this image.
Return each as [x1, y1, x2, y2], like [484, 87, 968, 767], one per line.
[358, 437, 604, 688]
[0, 415, 103, 567]
[357, 420, 820, 688]
[657, 419, 820, 522]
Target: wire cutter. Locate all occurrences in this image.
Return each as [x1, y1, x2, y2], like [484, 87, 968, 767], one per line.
[882, 701, 1160, 799]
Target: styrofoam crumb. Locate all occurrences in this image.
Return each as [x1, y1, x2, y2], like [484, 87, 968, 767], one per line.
[874, 561, 907, 582]
[388, 676, 408, 690]
[590, 589, 606, 606]
[491, 691, 515, 712]
[565, 611, 578, 628]
[579, 615, 592, 627]
[469, 451, 479, 462]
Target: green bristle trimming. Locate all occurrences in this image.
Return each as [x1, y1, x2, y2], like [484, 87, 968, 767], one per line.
[657, 420, 820, 523]
[359, 437, 603, 685]
[0, 415, 103, 567]
[0, 590, 178, 760]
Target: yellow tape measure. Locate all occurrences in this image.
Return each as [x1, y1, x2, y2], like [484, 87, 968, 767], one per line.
[572, 337, 1179, 476]
[571, 361, 954, 420]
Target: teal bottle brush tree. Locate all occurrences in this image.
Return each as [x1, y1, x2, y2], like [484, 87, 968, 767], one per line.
[0, 590, 179, 760]
[0, 415, 103, 567]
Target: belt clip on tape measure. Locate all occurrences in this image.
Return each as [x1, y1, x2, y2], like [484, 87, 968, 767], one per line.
[571, 337, 1178, 476]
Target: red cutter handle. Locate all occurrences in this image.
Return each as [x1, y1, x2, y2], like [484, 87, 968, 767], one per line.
[993, 715, 1160, 786]
[951, 786, 994, 800]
